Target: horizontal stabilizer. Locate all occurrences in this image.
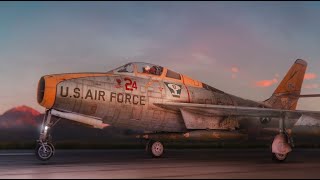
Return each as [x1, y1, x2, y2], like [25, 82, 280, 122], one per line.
[295, 114, 320, 126]
[299, 94, 320, 98]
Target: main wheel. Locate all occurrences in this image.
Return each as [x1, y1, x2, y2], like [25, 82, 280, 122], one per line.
[272, 153, 288, 162]
[35, 143, 55, 161]
[271, 133, 291, 162]
[147, 140, 164, 158]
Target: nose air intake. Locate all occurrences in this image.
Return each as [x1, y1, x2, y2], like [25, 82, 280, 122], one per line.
[36, 75, 58, 109]
[37, 76, 45, 104]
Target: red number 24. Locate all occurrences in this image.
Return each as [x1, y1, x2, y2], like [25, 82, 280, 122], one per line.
[124, 78, 137, 91]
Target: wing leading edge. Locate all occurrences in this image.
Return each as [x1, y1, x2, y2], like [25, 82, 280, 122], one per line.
[154, 102, 320, 119]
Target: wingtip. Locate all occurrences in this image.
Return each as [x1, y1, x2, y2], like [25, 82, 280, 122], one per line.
[295, 59, 307, 66]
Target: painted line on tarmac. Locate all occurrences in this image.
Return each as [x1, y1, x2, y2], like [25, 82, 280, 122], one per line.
[0, 153, 33, 156]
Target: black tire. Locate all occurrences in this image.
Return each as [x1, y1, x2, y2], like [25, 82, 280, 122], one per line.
[35, 143, 55, 161]
[147, 140, 164, 158]
[272, 153, 288, 162]
[145, 140, 151, 152]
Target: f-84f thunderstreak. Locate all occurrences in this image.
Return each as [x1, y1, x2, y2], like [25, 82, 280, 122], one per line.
[36, 60, 320, 162]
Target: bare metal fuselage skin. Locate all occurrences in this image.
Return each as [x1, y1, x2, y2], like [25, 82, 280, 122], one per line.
[45, 72, 298, 135]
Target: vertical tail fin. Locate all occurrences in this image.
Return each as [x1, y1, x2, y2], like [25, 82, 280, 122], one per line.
[264, 59, 307, 110]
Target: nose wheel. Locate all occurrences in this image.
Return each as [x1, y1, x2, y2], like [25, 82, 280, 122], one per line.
[35, 142, 55, 161]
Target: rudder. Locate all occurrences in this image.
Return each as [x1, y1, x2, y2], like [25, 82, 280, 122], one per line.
[263, 59, 307, 110]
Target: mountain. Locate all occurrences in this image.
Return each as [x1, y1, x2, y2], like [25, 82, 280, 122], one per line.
[0, 105, 137, 144]
[0, 105, 42, 129]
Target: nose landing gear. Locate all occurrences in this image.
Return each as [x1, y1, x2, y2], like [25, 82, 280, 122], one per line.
[35, 110, 59, 161]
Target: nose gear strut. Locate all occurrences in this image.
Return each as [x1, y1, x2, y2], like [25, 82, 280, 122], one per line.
[35, 109, 59, 161]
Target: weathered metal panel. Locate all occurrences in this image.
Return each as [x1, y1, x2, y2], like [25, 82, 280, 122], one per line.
[139, 130, 248, 141]
[180, 108, 239, 130]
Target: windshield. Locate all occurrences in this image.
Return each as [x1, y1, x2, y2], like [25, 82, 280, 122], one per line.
[113, 63, 134, 74]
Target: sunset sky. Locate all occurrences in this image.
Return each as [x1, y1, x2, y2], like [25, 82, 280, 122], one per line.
[1, 1, 320, 114]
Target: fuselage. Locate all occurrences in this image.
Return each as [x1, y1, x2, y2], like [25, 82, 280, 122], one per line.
[35, 60, 314, 162]
[37, 62, 299, 136]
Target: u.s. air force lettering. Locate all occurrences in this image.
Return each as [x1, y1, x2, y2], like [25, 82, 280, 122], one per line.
[59, 86, 146, 105]
[110, 92, 145, 105]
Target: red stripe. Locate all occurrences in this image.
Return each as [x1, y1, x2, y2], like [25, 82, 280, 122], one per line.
[182, 75, 191, 103]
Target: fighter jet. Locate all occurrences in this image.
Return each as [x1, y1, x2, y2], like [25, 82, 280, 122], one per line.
[36, 59, 320, 162]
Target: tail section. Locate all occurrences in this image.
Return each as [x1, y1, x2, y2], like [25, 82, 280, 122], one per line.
[264, 59, 307, 110]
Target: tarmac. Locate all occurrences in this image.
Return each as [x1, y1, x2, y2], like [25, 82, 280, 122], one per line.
[0, 148, 319, 178]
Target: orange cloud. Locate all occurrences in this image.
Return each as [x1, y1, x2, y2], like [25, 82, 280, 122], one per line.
[304, 73, 317, 80]
[231, 67, 239, 73]
[255, 78, 278, 87]
[231, 66, 239, 79]
[303, 83, 319, 89]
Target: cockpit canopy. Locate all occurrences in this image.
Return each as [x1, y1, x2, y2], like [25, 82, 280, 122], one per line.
[110, 62, 164, 76]
[108, 62, 224, 93]
[109, 62, 183, 81]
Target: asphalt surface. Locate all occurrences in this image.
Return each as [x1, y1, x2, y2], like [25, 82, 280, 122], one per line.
[0, 148, 319, 178]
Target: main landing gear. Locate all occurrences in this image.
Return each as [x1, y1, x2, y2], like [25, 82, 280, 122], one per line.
[145, 140, 165, 158]
[271, 113, 294, 162]
[35, 110, 59, 161]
